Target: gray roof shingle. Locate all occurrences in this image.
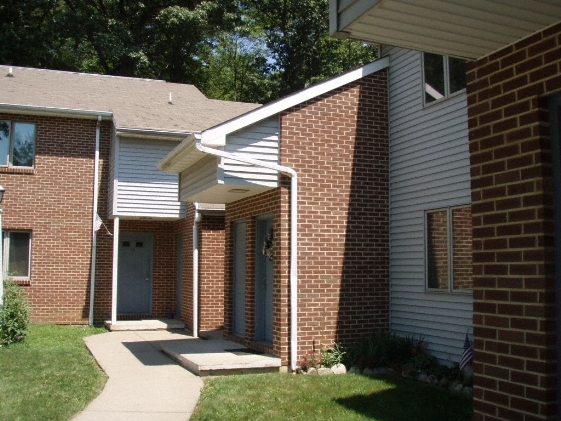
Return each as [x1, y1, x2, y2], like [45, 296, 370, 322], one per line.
[0, 66, 260, 133]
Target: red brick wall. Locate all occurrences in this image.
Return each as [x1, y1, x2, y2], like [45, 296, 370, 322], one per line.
[198, 214, 225, 332]
[0, 114, 109, 324]
[224, 70, 390, 366]
[467, 22, 561, 421]
[281, 71, 390, 359]
[224, 190, 285, 358]
[178, 204, 226, 334]
[179, 205, 194, 329]
[0, 113, 188, 324]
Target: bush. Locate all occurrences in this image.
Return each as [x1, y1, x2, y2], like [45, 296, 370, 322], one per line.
[346, 330, 423, 369]
[320, 343, 346, 367]
[0, 280, 30, 345]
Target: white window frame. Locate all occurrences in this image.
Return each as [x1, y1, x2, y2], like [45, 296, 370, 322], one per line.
[424, 205, 472, 294]
[3, 231, 32, 280]
[422, 53, 466, 106]
[0, 120, 37, 168]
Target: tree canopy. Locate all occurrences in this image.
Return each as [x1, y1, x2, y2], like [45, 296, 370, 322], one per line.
[0, 0, 376, 103]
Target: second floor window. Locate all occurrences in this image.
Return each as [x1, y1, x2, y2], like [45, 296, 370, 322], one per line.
[423, 53, 466, 104]
[0, 121, 36, 167]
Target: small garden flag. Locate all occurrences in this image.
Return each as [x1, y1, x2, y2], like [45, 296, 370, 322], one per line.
[93, 213, 102, 232]
[460, 333, 473, 370]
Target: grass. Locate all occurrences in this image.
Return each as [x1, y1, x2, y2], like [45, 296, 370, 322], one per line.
[0, 324, 108, 421]
[191, 372, 472, 421]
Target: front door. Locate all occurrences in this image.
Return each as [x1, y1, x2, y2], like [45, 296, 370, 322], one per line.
[255, 214, 273, 344]
[118, 233, 153, 314]
[232, 220, 246, 336]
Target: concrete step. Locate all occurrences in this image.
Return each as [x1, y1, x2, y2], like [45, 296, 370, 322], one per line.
[104, 318, 185, 331]
[158, 336, 282, 376]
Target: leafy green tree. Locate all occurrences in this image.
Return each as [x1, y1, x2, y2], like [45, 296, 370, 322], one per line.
[1, 0, 376, 101]
[0, 0, 60, 68]
[241, 0, 377, 100]
[202, 32, 271, 103]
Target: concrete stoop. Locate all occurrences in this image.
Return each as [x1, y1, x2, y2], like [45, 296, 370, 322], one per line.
[157, 336, 282, 377]
[104, 318, 185, 331]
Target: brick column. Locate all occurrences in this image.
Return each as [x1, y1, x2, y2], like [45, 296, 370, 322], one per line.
[467, 23, 561, 421]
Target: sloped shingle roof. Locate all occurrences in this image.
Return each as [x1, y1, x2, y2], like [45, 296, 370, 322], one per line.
[0, 65, 260, 133]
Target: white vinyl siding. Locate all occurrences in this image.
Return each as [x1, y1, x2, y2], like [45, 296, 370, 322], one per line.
[179, 154, 220, 201]
[114, 137, 185, 219]
[177, 117, 280, 203]
[223, 116, 279, 186]
[385, 46, 472, 364]
[107, 128, 117, 217]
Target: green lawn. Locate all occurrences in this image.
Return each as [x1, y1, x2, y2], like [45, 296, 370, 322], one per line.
[0, 324, 107, 421]
[191, 372, 473, 421]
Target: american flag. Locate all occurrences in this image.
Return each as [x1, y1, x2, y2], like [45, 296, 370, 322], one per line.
[93, 213, 103, 232]
[460, 333, 473, 370]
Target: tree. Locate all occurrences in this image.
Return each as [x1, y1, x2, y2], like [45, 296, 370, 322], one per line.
[241, 0, 377, 100]
[0, 0, 241, 84]
[0, 0, 376, 101]
[203, 32, 271, 103]
[0, 0, 60, 68]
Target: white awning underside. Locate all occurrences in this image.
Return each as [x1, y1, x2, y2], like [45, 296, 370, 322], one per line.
[330, 0, 561, 59]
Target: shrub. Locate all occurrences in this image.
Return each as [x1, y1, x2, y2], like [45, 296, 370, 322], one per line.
[320, 343, 346, 367]
[347, 330, 423, 369]
[0, 280, 30, 345]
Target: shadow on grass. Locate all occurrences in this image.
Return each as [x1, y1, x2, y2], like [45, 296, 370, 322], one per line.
[334, 376, 472, 421]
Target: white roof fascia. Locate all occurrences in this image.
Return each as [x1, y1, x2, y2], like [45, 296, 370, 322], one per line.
[157, 133, 204, 173]
[200, 57, 390, 147]
[0, 103, 113, 120]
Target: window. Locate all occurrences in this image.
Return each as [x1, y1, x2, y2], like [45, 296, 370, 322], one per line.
[426, 206, 472, 291]
[423, 53, 466, 104]
[0, 121, 36, 167]
[3, 231, 32, 279]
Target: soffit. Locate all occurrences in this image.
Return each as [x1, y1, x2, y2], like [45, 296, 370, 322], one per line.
[332, 0, 561, 59]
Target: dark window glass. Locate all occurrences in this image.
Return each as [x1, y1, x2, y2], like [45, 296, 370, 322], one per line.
[7, 232, 31, 277]
[424, 53, 445, 103]
[449, 57, 466, 94]
[0, 121, 10, 165]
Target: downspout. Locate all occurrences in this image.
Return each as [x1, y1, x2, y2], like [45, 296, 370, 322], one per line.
[193, 203, 202, 337]
[88, 115, 102, 325]
[195, 140, 299, 371]
[111, 217, 120, 325]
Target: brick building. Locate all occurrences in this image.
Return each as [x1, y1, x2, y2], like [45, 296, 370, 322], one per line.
[159, 59, 391, 369]
[330, 2, 561, 420]
[0, 66, 258, 326]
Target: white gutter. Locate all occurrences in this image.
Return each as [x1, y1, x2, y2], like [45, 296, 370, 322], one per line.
[88, 115, 102, 325]
[111, 217, 120, 324]
[193, 203, 202, 337]
[0, 103, 112, 120]
[195, 140, 299, 371]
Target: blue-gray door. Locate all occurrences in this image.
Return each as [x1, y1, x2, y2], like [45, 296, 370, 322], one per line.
[232, 220, 246, 336]
[255, 214, 273, 344]
[118, 234, 153, 314]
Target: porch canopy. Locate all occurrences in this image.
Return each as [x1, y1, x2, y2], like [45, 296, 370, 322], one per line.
[330, 0, 561, 59]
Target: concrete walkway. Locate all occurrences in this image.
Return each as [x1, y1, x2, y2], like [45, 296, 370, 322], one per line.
[72, 330, 204, 421]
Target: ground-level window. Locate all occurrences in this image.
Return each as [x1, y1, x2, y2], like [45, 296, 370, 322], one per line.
[425, 206, 472, 292]
[3, 231, 32, 280]
[423, 53, 466, 105]
[0, 121, 36, 167]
